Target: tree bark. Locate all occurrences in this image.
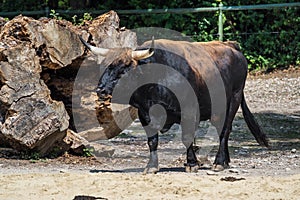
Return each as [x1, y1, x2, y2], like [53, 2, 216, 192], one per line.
[0, 11, 138, 156]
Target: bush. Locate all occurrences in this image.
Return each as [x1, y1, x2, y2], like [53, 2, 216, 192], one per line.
[1, 0, 299, 70]
[116, 0, 299, 70]
[223, 1, 300, 70]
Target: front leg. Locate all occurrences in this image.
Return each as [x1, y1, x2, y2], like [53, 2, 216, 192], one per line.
[181, 120, 199, 173]
[143, 133, 159, 174]
[185, 144, 199, 173]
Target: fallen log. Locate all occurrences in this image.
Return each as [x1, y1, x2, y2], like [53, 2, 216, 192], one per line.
[0, 11, 138, 156]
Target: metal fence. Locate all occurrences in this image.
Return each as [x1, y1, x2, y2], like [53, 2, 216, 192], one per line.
[0, 2, 299, 41]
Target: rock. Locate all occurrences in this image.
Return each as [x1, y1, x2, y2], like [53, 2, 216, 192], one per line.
[220, 176, 246, 182]
[230, 164, 238, 168]
[229, 169, 240, 173]
[206, 170, 218, 176]
[291, 149, 296, 153]
[73, 195, 108, 200]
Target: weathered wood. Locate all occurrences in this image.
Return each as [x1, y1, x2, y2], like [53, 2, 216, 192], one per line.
[64, 129, 115, 157]
[0, 20, 71, 154]
[0, 11, 138, 156]
[86, 12, 137, 49]
[0, 17, 6, 32]
[79, 96, 138, 141]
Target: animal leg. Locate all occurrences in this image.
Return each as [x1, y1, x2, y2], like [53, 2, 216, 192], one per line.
[143, 133, 159, 174]
[181, 123, 199, 173]
[212, 127, 231, 171]
[212, 90, 243, 171]
[184, 144, 199, 172]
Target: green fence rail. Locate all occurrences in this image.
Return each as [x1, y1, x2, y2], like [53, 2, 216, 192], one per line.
[0, 2, 299, 41]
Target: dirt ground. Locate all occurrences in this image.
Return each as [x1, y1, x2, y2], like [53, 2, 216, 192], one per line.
[0, 68, 299, 200]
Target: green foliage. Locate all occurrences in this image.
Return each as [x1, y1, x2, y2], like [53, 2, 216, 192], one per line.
[49, 9, 62, 20]
[0, 0, 45, 12]
[58, 0, 69, 9]
[118, 0, 299, 70]
[0, 0, 299, 70]
[79, 12, 93, 24]
[223, 2, 300, 70]
[70, 12, 93, 25]
[29, 152, 41, 160]
[20, 151, 41, 160]
[71, 14, 77, 24]
[83, 148, 94, 157]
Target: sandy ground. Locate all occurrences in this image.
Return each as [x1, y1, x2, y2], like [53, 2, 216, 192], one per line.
[0, 68, 299, 200]
[1, 171, 300, 200]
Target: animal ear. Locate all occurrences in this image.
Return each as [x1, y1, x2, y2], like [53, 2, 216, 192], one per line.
[131, 36, 155, 60]
[79, 35, 109, 56]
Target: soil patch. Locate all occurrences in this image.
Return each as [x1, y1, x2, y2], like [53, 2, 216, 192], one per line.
[0, 68, 299, 199]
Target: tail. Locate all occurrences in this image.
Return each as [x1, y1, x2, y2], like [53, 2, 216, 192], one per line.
[241, 93, 269, 148]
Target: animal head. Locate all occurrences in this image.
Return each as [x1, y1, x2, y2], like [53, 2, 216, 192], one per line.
[79, 36, 154, 100]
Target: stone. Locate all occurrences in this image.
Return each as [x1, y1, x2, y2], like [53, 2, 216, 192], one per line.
[229, 169, 240, 174]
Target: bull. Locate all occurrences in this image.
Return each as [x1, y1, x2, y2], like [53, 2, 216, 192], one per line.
[79, 36, 269, 173]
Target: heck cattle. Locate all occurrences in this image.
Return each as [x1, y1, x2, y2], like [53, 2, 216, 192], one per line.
[79, 36, 269, 173]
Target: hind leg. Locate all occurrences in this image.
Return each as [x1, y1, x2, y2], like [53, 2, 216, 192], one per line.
[212, 127, 231, 171]
[212, 90, 243, 171]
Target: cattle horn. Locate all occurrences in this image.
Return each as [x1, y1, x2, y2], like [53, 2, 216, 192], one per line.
[79, 36, 109, 56]
[132, 36, 155, 60]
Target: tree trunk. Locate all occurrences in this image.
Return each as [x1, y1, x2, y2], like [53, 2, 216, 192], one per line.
[0, 11, 138, 156]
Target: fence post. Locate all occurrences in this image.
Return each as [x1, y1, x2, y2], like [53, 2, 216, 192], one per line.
[218, 2, 224, 41]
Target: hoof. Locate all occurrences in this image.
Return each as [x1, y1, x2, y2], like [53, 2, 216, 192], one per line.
[185, 165, 199, 173]
[143, 167, 159, 175]
[212, 164, 228, 172]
